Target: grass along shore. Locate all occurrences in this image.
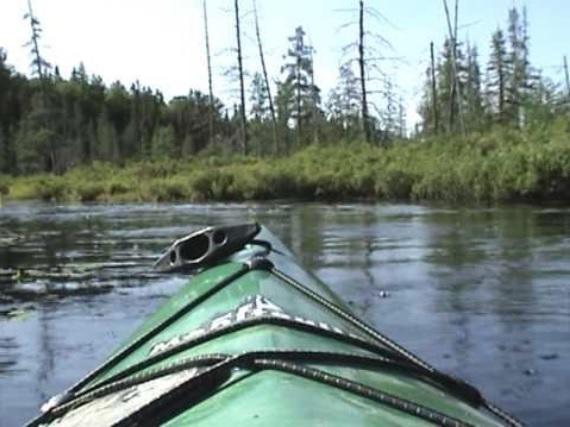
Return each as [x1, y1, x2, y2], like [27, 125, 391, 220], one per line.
[1, 124, 569, 204]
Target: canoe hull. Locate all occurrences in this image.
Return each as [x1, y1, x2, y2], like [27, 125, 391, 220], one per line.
[34, 226, 517, 427]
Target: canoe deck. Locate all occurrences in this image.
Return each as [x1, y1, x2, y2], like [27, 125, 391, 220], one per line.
[31, 226, 520, 427]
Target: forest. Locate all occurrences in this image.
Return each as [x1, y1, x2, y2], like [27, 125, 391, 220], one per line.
[0, 1, 569, 203]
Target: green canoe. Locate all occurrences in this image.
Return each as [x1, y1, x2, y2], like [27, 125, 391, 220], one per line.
[28, 224, 521, 427]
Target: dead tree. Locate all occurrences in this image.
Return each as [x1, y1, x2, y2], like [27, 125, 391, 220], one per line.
[564, 55, 570, 98]
[203, 0, 215, 145]
[24, 0, 56, 172]
[430, 41, 439, 133]
[308, 45, 319, 144]
[295, 31, 303, 144]
[234, 0, 248, 154]
[25, 0, 48, 80]
[358, 0, 371, 142]
[442, 0, 465, 134]
[338, 1, 396, 143]
[253, 0, 278, 154]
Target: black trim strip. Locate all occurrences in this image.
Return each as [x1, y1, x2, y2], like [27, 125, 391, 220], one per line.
[118, 355, 475, 427]
[57, 350, 415, 411]
[74, 314, 408, 398]
[47, 352, 477, 427]
[24, 263, 250, 427]
[270, 266, 486, 406]
[271, 267, 435, 372]
[25, 241, 523, 427]
[255, 358, 474, 427]
[268, 264, 522, 426]
[77, 263, 247, 388]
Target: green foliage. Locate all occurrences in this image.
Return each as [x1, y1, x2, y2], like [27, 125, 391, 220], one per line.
[4, 122, 568, 203]
[418, 6, 562, 135]
[0, 3, 568, 206]
[34, 177, 68, 202]
[0, 175, 10, 196]
[150, 125, 177, 159]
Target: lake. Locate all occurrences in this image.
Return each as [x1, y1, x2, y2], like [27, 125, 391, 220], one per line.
[0, 202, 568, 426]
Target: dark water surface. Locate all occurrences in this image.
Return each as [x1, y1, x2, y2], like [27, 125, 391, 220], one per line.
[0, 202, 568, 426]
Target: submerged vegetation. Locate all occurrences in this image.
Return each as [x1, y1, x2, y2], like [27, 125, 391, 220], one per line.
[3, 119, 569, 203]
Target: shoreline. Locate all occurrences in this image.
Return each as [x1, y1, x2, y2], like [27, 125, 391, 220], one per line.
[1, 130, 569, 205]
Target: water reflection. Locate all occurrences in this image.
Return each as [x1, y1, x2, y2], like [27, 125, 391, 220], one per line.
[0, 202, 568, 426]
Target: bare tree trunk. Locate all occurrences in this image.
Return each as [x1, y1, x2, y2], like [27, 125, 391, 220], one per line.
[359, 0, 370, 142]
[296, 38, 302, 146]
[453, 0, 463, 131]
[26, 0, 56, 172]
[253, 0, 278, 154]
[564, 55, 570, 97]
[203, 0, 214, 145]
[308, 47, 319, 144]
[234, 0, 248, 154]
[442, 0, 465, 134]
[27, 0, 44, 80]
[430, 41, 439, 134]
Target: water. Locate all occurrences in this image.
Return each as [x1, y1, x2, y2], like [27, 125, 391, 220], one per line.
[0, 202, 568, 426]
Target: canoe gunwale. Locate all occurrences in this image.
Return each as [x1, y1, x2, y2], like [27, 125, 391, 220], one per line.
[27, 226, 524, 427]
[71, 314, 407, 398]
[56, 347, 502, 422]
[48, 351, 479, 427]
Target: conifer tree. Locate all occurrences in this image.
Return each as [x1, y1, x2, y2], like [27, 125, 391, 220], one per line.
[281, 26, 319, 146]
[464, 44, 484, 130]
[487, 29, 508, 122]
[250, 72, 269, 120]
[506, 6, 532, 126]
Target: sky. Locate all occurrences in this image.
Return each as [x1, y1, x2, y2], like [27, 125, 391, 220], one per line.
[1, 0, 568, 125]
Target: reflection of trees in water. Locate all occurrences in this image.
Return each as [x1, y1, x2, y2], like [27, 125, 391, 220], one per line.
[37, 302, 55, 403]
[358, 234, 376, 315]
[425, 207, 550, 387]
[490, 209, 539, 394]
[290, 204, 325, 270]
[0, 337, 19, 374]
[358, 209, 378, 316]
[493, 208, 536, 318]
[424, 211, 476, 372]
[1, 202, 567, 425]
[427, 208, 541, 319]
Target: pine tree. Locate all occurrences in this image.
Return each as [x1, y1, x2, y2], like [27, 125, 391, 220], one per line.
[418, 43, 440, 136]
[275, 80, 295, 152]
[0, 49, 16, 173]
[281, 26, 319, 146]
[463, 43, 484, 130]
[487, 29, 508, 122]
[327, 65, 360, 134]
[250, 72, 269, 120]
[105, 81, 131, 158]
[436, 38, 463, 133]
[96, 110, 119, 162]
[506, 6, 532, 125]
[151, 125, 176, 158]
[380, 77, 398, 140]
[249, 72, 275, 155]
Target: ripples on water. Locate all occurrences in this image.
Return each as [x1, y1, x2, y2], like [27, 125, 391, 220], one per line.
[0, 202, 569, 426]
